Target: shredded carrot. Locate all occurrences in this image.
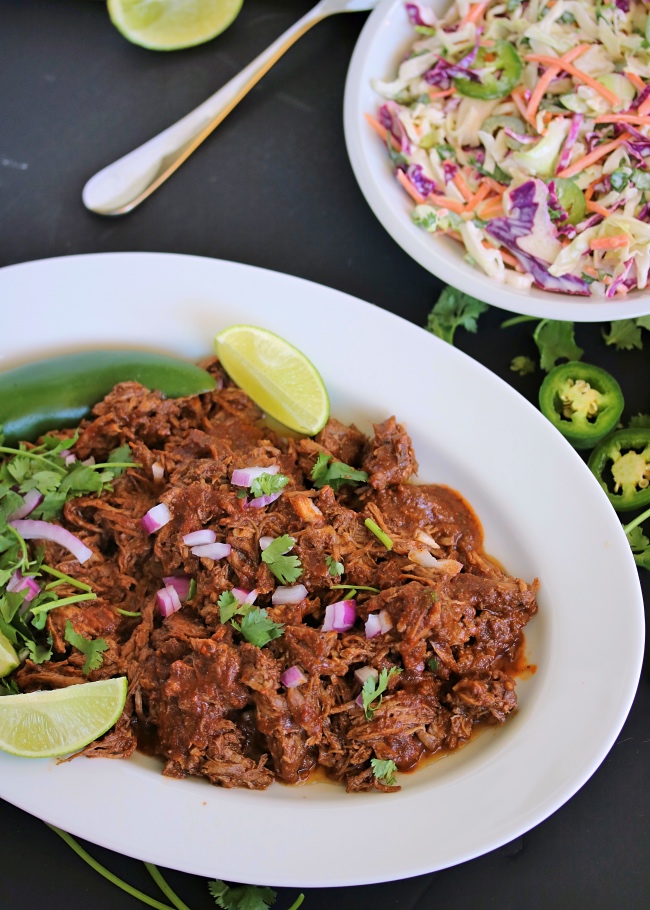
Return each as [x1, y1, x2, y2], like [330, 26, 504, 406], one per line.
[428, 88, 456, 100]
[499, 249, 522, 269]
[638, 95, 650, 117]
[524, 54, 621, 106]
[602, 275, 613, 285]
[484, 177, 506, 196]
[589, 234, 630, 250]
[525, 44, 590, 123]
[396, 168, 426, 205]
[364, 113, 399, 151]
[594, 113, 650, 126]
[447, 230, 463, 242]
[586, 201, 613, 218]
[461, 1, 488, 26]
[556, 134, 631, 179]
[452, 171, 474, 202]
[511, 88, 537, 128]
[615, 283, 629, 295]
[429, 193, 467, 215]
[583, 266, 599, 278]
[478, 197, 505, 219]
[465, 182, 491, 211]
[584, 177, 602, 203]
[624, 71, 646, 92]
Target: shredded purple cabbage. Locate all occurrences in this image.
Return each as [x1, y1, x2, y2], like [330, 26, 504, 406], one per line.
[606, 258, 634, 298]
[486, 181, 590, 295]
[404, 1, 436, 26]
[442, 160, 458, 183]
[556, 113, 583, 173]
[423, 56, 480, 88]
[615, 0, 630, 11]
[407, 164, 438, 197]
[631, 83, 650, 111]
[504, 127, 536, 145]
[378, 102, 412, 155]
[547, 181, 569, 223]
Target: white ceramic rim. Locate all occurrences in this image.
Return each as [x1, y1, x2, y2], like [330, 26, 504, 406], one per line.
[343, 0, 650, 322]
[0, 252, 644, 887]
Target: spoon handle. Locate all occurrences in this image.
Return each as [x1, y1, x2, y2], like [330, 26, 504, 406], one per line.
[82, 3, 328, 215]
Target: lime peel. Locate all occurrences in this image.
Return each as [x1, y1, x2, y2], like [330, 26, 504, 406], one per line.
[107, 0, 244, 52]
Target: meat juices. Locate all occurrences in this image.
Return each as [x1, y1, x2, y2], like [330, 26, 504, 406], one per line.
[14, 360, 538, 792]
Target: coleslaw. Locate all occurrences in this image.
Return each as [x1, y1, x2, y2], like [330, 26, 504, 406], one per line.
[369, 0, 650, 297]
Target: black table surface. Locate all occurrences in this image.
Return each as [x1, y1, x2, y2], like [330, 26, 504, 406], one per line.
[1, 1, 649, 908]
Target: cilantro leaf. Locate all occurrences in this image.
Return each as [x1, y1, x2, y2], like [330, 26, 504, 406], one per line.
[635, 315, 650, 332]
[470, 156, 512, 186]
[629, 413, 650, 429]
[310, 452, 368, 492]
[361, 667, 402, 720]
[426, 287, 489, 346]
[510, 355, 536, 376]
[250, 471, 289, 500]
[427, 656, 439, 671]
[64, 620, 108, 674]
[208, 880, 277, 910]
[261, 535, 303, 584]
[231, 608, 284, 649]
[218, 590, 243, 624]
[603, 319, 643, 351]
[626, 525, 650, 570]
[533, 320, 583, 372]
[24, 637, 53, 664]
[370, 757, 398, 786]
[325, 555, 344, 577]
[107, 444, 133, 477]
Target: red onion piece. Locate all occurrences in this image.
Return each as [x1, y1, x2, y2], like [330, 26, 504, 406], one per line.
[408, 548, 439, 568]
[414, 529, 440, 549]
[280, 666, 307, 688]
[272, 584, 308, 605]
[10, 519, 93, 564]
[191, 542, 231, 559]
[183, 529, 216, 546]
[152, 462, 164, 480]
[259, 536, 275, 551]
[378, 610, 393, 633]
[8, 488, 44, 521]
[162, 576, 192, 602]
[355, 693, 364, 707]
[82, 456, 96, 466]
[140, 502, 171, 534]
[365, 614, 383, 639]
[6, 570, 41, 602]
[232, 587, 258, 605]
[354, 665, 378, 685]
[231, 465, 279, 487]
[65, 454, 77, 466]
[322, 599, 356, 632]
[246, 491, 282, 509]
[156, 585, 182, 617]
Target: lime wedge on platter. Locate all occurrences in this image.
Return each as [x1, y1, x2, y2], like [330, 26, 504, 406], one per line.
[107, 0, 244, 51]
[0, 632, 19, 679]
[215, 324, 330, 436]
[0, 677, 127, 758]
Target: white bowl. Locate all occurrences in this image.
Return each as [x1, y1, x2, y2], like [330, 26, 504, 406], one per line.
[344, 0, 650, 322]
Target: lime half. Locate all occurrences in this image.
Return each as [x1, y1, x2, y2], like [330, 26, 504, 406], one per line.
[215, 325, 330, 436]
[0, 677, 127, 758]
[0, 632, 19, 678]
[107, 0, 244, 51]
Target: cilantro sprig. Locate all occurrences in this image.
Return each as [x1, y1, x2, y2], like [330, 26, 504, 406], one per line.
[361, 667, 402, 720]
[370, 757, 398, 787]
[426, 287, 489, 346]
[261, 535, 303, 584]
[310, 452, 368, 492]
[250, 471, 289, 499]
[218, 591, 284, 648]
[64, 620, 108, 674]
[325, 555, 344, 577]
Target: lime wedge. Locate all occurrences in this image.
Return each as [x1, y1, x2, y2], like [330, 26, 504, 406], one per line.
[0, 632, 19, 678]
[107, 0, 243, 51]
[215, 325, 330, 436]
[0, 677, 127, 758]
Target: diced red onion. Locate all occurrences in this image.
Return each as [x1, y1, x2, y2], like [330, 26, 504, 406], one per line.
[152, 462, 164, 480]
[162, 575, 192, 602]
[59, 450, 70, 459]
[82, 456, 96, 466]
[10, 519, 93, 564]
[365, 614, 383, 639]
[191, 542, 231, 559]
[272, 584, 308, 605]
[322, 599, 356, 633]
[355, 693, 364, 707]
[156, 585, 182, 617]
[378, 610, 393, 633]
[259, 536, 275, 551]
[280, 666, 307, 688]
[6, 570, 41, 602]
[183, 529, 216, 546]
[65, 454, 77, 466]
[246, 491, 282, 509]
[409, 548, 439, 568]
[354, 665, 378, 685]
[414, 529, 440, 549]
[140, 502, 171, 534]
[8, 488, 44, 521]
[231, 465, 279, 487]
[232, 587, 257, 605]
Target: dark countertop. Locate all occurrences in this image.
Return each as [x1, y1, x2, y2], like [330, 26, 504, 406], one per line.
[0, 1, 648, 908]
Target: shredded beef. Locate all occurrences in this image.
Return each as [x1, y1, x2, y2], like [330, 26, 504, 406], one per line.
[10, 365, 538, 793]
